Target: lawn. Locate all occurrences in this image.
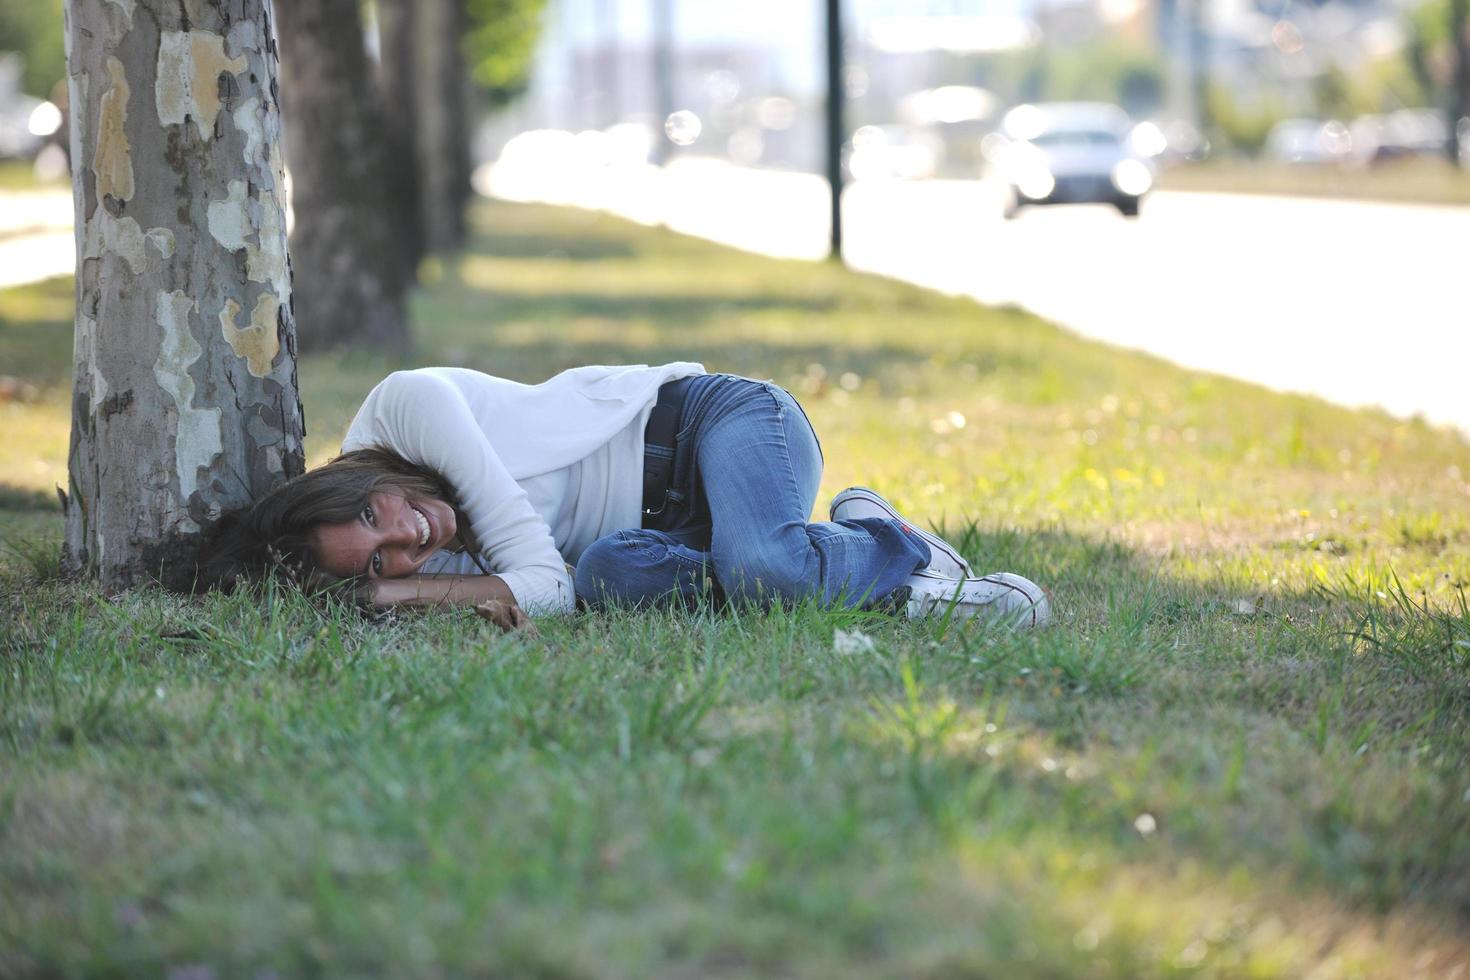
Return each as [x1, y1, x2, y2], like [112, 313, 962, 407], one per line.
[2, 199, 1468, 978]
[1161, 157, 1470, 206]
[0, 159, 66, 192]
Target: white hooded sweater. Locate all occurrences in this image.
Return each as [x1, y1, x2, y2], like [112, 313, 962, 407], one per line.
[340, 362, 705, 612]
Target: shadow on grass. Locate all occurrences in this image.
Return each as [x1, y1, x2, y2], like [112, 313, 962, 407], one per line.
[0, 485, 62, 581]
[430, 333, 946, 395]
[0, 484, 60, 512]
[474, 231, 641, 262]
[456, 288, 841, 324]
[0, 275, 72, 386]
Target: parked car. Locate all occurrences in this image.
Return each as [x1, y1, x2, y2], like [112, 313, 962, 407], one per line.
[992, 102, 1156, 218]
[1263, 118, 1352, 164]
[0, 56, 62, 163]
[1349, 109, 1447, 165]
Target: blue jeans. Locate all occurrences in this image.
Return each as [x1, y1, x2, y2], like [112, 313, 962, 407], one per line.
[574, 374, 930, 610]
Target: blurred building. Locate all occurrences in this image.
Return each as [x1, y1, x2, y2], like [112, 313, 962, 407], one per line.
[485, 0, 1443, 171]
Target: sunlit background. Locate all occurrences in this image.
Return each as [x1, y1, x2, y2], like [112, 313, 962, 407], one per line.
[479, 0, 1467, 176]
[2, 0, 1467, 426]
[457, 0, 1470, 431]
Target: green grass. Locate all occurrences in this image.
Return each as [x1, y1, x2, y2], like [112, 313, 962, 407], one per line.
[2, 199, 1469, 977]
[1161, 158, 1470, 206]
[0, 159, 66, 192]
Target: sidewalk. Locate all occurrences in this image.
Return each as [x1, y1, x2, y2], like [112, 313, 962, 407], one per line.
[0, 187, 74, 290]
[483, 155, 1470, 433]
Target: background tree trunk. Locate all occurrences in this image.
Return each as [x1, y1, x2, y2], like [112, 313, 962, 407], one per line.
[275, 0, 408, 353]
[454, 2, 479, 222]
[374, 0, 425, 280]
[413, 0, 469, 252]
[62, 0, 305, 590]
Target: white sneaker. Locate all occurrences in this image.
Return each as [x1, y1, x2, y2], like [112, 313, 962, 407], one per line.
[829, 486, 974, 579]
[902, 570, 1052, 628]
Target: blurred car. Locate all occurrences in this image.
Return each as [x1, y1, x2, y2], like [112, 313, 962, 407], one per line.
[0, 55, 61, 160]
[992, 102, 1156, 218]
[1349, 110, 1447, 166]
[1263, 118, 1352, 164]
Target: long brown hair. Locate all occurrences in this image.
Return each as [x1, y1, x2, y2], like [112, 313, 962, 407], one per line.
[202, 448, 485, 592]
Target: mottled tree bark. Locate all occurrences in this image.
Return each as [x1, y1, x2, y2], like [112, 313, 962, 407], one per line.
[413, 0, 470, 252]
[62, 0, 305, 590]
[374, 0, 425, 279]
[275, 0, 407, 353]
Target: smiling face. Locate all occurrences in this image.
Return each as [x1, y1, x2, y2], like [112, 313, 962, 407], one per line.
[307, 489, 459, 580]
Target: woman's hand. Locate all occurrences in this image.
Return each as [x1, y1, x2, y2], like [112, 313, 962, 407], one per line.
[367, 574, 539, 634]
[474, 598, 540, 636]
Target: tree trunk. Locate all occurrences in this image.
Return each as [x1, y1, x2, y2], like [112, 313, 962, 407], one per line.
[275, 0, 407, 353]
[375, 0, 425, 279]
[62, 0, 305, 590]
[413, 0, 468, 252]
[651, 0, 674, 166]
[455, 3, 479, 220]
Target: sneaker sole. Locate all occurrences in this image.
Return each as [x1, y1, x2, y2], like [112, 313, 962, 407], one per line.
[830, 486, 974, 578]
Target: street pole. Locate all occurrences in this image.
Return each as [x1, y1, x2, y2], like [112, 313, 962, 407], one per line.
[570, 0, 587, 128]
[652, 0, 674, 165]
[1450, 0, 1468, 164]
[597, 0, 621, 128]
[825, 0, 845, 261]
[1190, 0, 1211, 141]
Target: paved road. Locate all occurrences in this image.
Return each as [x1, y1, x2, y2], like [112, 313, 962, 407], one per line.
[0, 188, 73, 290]
[7, 168, 1465, 432]
[486, 157, 1469, 433]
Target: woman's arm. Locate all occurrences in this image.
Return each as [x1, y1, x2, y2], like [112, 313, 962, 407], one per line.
[371, 574, 539, 633]
[371, 573, 518, 608]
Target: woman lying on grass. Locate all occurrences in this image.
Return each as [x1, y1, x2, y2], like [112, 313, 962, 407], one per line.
[213, 364, 1051, 630]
